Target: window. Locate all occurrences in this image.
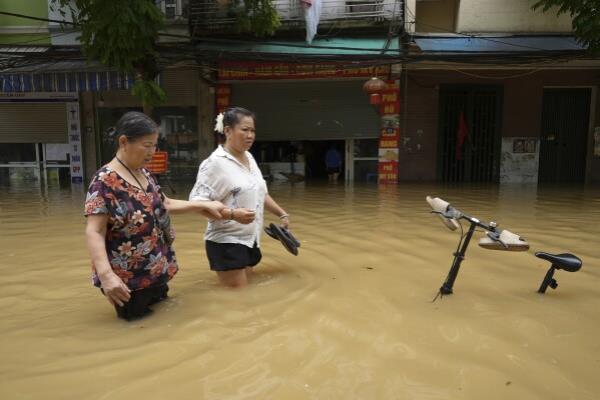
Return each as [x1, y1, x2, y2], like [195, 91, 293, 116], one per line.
[156, 0, 188, 20]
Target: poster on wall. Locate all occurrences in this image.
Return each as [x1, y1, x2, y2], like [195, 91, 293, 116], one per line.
[66, 102, 83, 184]
[499, 137, 540, 184]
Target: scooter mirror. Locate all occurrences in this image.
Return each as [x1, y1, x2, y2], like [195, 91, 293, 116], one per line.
[426, 196, 460, 231]
[478, 229, 530, 251]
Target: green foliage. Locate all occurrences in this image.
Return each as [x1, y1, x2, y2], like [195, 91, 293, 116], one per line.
[231, 0, 281, 37]
[132, 78, 167, 107]
[532, 0, 600, 54]
[51, 0, 166, 108]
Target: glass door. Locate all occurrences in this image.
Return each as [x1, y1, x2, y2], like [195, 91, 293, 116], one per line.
[346, 138, 379, 182]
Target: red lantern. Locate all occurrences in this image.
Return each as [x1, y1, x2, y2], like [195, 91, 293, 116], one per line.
[362, 77, 387, 95]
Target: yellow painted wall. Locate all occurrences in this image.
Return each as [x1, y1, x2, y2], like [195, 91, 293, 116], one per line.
[456, 0, 572, 33]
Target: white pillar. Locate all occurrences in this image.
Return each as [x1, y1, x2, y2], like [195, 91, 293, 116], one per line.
[405, 0, 416, 34]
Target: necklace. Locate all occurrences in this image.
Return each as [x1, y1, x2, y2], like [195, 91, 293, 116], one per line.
[114, 157, 172, 245]
[116, 156, 147, 193]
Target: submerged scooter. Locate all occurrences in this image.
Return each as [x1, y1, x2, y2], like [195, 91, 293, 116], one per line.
[425, 196, 583, 300]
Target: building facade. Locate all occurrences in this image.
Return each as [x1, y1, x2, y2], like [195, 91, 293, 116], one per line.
[189, 0, 403, 183]
[402, 0, 600, 184]
[2, 0, 599, 185]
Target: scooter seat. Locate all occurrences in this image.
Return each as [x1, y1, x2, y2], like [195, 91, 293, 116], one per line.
[535, 252, 582, 272]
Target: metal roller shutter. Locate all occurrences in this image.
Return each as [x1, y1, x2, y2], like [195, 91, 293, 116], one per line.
[231, 80, 379, 141]
[161, 69, 198, 105]
[0, 103, 68, 143]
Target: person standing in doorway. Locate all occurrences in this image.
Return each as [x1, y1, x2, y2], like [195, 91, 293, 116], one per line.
[325, 145, 342, 183]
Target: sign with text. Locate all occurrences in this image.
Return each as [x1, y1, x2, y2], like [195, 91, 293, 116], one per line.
[218, 62, 391, 81]
[378, 81, 400, 184]
[66, 102, 83, 184]
[378, 160, 399, 183]
[380, 127, 400, 149]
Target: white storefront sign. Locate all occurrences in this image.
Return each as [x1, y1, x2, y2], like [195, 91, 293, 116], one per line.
[66, 102, 83, 183]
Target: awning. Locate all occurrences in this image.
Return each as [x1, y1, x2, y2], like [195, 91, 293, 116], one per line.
[413, 35, 586, 53]
[1, 61, 136, 93]
[193, 36, 401, 59]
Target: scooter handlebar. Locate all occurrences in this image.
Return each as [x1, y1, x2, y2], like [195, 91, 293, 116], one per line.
[478, 229, 530, 252]
[426, 196, 460, 231]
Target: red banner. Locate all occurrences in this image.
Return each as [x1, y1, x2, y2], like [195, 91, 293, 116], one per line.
[218, 61, 391, 81]
[379, 82, 400, 116]
[378, 161, 399, 183]
[377, 81, 400, 184]
[380, 127, 400, 148]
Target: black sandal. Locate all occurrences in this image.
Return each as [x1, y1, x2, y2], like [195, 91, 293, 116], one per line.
[264, 223, 300, 256]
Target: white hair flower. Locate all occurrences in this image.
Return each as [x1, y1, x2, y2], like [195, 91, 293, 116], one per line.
[214, 113, 224, 134]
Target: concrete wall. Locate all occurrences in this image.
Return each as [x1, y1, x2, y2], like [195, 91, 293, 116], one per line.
[0, 0, 50, 44]
[456, 0, 572, 33]
[400, 68, 600, 183]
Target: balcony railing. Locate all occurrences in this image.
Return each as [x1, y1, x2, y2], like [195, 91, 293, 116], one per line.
[189, 0, 402, 35]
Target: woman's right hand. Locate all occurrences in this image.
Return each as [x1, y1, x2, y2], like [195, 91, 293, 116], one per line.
[99, 272, 131, 307]
[233, 208, 256, 224]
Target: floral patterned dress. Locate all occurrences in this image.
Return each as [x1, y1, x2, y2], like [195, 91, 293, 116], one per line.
[84, 166, 177, 291]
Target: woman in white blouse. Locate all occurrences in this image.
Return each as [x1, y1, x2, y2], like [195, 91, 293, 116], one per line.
[189, 107, 290, 288]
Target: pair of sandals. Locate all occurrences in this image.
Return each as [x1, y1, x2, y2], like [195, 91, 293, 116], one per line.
[264, 223, 301, 256]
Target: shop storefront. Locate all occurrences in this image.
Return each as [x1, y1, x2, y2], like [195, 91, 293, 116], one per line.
[95, 68, 211, 181]
[0, 92, 83, 185]
[217, 62, 399, 183]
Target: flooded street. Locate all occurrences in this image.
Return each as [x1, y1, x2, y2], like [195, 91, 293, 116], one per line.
[1, 181, 599, 399]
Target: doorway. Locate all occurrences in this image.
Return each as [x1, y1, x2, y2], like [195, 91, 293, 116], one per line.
[437, 85, 503, 183]
[304, 140, 345, 181]
[539, 88, 591, 183]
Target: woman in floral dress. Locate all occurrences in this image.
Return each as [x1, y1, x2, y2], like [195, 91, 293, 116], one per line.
[85, 111, 225, 320]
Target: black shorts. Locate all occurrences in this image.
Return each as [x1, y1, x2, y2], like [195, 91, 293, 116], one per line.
[327, 167, 341, 174]
[205, 240, 262, 271]
[101, 284, 169, 321]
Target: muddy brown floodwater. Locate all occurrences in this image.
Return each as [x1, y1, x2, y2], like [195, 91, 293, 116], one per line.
[1, 181, 599, 399]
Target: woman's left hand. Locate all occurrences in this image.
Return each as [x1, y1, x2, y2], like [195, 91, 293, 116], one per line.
[280, 215, 290, 229]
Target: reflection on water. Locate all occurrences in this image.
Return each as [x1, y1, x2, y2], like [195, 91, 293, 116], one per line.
[1, 180, 599, 399]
